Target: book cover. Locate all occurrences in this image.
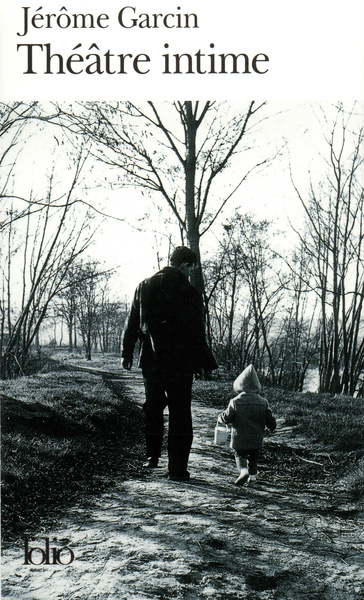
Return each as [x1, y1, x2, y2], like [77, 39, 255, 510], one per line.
[1, 1, 364, 599]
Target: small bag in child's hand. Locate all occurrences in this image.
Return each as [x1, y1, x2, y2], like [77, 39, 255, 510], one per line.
[214, 421, 230, 445]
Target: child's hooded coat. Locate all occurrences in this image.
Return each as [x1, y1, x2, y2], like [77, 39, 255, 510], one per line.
[219, 365, 276, 449]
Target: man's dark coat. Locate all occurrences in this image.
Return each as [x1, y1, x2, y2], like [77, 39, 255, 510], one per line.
[122, 266, 217, 373]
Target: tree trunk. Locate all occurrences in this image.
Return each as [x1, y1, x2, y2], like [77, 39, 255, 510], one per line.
[68, 318, 73, 352]
[183, 101, 204, 300]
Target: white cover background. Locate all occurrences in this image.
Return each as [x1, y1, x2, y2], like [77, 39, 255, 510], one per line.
[0, 0, 363, 101]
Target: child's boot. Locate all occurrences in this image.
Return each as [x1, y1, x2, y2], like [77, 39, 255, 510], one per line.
[235, 456, 250, 486]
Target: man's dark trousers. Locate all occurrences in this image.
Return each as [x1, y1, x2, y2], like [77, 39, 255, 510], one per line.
[142, 367, 193, 476]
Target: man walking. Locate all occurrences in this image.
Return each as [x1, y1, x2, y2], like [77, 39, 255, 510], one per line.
[122, 246, 218, 481]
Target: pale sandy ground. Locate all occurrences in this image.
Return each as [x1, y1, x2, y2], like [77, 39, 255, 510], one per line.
[2, 370, 364, 600]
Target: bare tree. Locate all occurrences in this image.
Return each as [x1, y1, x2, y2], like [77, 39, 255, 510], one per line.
[96, 280, 128, 354]
[61, 260, 114, 361]
[40, 101, 271, 299]
[0, 102, 50, 231]
[274, 246, 320, 391]
[76, 262, 100, 361]
[0, 102, 38, 163]
[0, 152, 94, 378]
[292, 104, 364, 395]
[205, 213, 284, 379]
[55, 265, 79, 352]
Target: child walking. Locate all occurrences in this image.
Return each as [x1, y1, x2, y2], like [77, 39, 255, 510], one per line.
[218, 364, 276, 486]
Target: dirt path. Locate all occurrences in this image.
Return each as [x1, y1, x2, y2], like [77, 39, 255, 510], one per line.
[2, 370, 364, 600]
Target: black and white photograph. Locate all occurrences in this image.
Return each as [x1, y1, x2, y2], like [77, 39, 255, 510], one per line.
[1, 2, 364, 600]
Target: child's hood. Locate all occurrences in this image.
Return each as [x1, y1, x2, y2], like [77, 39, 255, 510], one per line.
[233, 364, 261, 394]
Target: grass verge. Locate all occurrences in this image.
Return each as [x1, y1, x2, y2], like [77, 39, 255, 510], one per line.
[1, 367, 145, 543]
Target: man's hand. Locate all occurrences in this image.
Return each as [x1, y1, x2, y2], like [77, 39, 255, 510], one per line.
[122, 358, 132, 370]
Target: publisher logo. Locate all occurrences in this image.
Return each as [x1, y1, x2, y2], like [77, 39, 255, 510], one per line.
[24, 537, 75, 565]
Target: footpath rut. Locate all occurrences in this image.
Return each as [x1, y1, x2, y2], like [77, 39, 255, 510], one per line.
[2, 370, 364, 600]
